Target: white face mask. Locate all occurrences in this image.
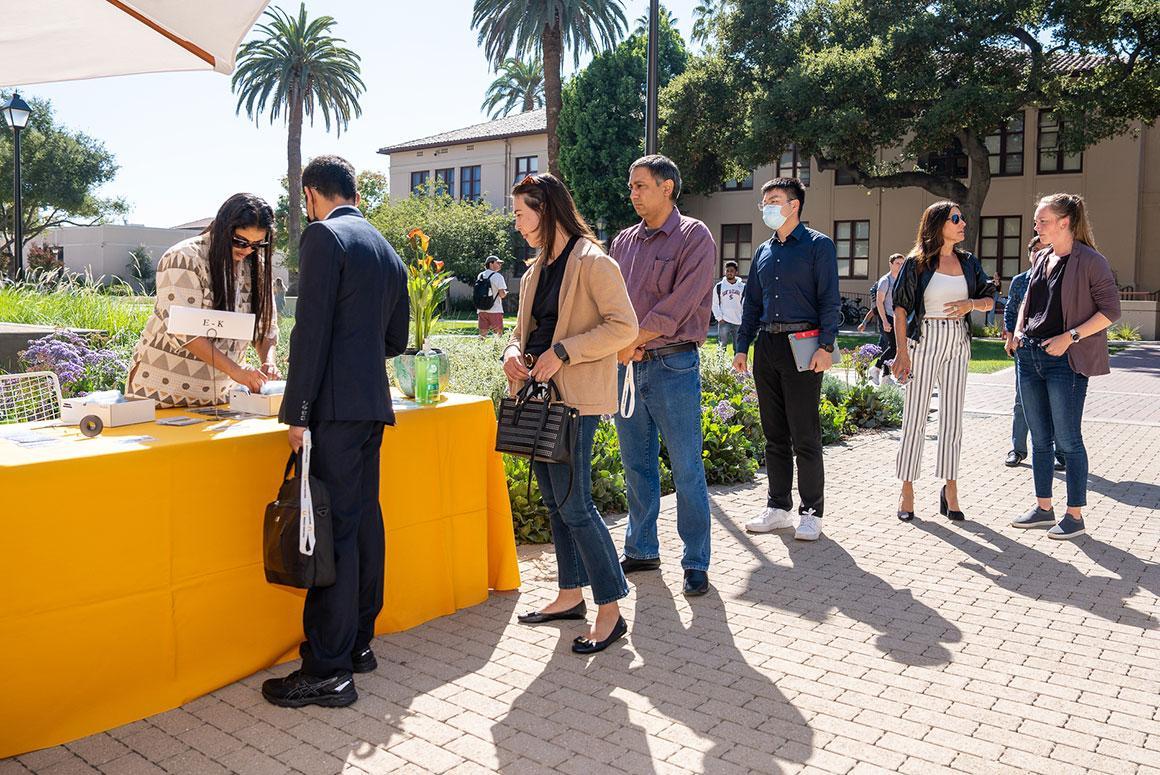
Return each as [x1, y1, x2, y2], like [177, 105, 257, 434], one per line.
[762, 203, 788, 231]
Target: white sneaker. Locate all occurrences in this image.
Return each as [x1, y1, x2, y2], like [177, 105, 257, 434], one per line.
[746, 507, 794, 533]
[794, 509, 822, 541]
[869, 366, 882, 386]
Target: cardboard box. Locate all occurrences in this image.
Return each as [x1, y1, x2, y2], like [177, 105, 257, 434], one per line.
[60, 397, 156, 427]
[229, 389, 283, 417]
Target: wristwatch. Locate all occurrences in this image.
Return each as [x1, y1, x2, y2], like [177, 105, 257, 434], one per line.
[819, 343, 835, 353]
[1069, 328, 1081, 343]
[552, 342, 571, 363]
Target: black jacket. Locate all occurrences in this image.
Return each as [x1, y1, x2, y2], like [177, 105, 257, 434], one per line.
[280, 206, 409, 427]
[892, 250, 996, 342]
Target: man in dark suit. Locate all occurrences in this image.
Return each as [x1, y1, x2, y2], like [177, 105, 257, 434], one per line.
[263, 155, 409, 708]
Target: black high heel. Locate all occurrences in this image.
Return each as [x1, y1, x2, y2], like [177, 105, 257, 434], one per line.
[572, 616, 628, 654]
[941, 486, 965, 521]
[897, 492, 914, 521]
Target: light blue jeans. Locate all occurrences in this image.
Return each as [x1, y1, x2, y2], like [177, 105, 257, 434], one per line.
[614, 351, 711, 571]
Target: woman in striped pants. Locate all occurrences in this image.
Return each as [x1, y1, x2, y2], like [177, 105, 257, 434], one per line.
[891, 202, 997, 521]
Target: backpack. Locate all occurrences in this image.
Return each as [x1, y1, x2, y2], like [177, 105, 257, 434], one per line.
[473, 271, 497, 310]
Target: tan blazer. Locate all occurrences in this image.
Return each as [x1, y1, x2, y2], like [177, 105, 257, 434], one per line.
[506, 237, 639, 415]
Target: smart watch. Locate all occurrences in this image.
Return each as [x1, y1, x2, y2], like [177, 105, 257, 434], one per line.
[819, 343, 835, 353]
[553, 342, 571, 363]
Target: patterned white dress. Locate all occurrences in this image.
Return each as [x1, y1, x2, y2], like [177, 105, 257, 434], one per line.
[126, 234, 277, 408]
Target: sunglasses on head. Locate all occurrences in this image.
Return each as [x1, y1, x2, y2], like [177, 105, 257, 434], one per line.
[231, 236, 270, 250]
[949, 214, 963, 225]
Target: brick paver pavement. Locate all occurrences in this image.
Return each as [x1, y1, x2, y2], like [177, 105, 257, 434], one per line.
[7, 348, 1159, 774]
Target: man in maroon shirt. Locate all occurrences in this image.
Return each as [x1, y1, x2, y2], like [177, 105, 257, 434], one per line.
[610, 155, 719, 596]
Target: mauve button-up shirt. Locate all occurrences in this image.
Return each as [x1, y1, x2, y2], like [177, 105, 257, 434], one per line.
[609, 207, 718, 349]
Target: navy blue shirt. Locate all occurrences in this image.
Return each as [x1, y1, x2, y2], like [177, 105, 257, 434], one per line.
[736, 222, 841, 352]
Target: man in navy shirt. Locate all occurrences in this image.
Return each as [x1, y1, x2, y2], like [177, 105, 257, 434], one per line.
[733, 178, 840, 541]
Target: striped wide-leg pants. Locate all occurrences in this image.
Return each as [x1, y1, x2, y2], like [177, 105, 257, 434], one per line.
[896, 319, 970, 481]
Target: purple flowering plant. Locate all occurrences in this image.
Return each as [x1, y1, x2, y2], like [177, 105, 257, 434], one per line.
[19, 330, 129, 398]
[850, 343, 883, 385]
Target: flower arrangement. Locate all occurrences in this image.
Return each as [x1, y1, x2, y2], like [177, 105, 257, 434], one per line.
[850, 343, 883, 385]
[401, 228, 452, 351]
[19, 330, 129, 397]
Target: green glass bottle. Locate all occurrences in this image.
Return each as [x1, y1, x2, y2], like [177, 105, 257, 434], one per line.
[415, 340, 440, 406]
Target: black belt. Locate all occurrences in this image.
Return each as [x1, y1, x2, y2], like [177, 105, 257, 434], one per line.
[760, 322, 814, 334]
[640, 341, 697, 360]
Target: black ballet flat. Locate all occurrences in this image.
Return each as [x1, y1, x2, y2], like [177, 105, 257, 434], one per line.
[572, 616, 628, 655]
[517, 601, 587, 624]
[940, 486, 966, 521]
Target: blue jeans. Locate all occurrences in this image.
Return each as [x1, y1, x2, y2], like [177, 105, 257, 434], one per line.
[532, 415, 628, 605]
[615, 351, 711, 571]
[1016, 343, 1089, 507]
[718, 322, 739, 353]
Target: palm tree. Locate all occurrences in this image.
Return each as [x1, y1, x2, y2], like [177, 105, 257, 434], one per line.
[472, 0, 628, 176]
[691, 0, 721, 47]
[232, 3, 365, 263]
[482, 57, 546, 119]
[633, 5, 677, 36]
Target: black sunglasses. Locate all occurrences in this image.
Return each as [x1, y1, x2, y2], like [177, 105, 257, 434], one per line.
[231, 236, 270, 250]
[949, 214, 963, 225]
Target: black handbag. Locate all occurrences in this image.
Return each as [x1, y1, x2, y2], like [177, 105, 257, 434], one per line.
[496, 379, 580, 501]
[263, 447, 336, 589]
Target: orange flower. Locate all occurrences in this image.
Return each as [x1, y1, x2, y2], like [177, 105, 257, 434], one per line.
[434, 260, 444, 271]
[406, 227, 424, 240]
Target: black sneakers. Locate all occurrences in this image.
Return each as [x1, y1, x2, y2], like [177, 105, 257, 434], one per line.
[352, 647, 377, 674]
[261, 670, 357, 708]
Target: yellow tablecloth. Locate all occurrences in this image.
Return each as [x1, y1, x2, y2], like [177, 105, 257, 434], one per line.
[0, 392, 520, 757]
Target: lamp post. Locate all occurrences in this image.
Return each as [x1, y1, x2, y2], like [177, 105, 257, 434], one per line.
[2, 91, 31, 282]
[645, 0, 659, 155]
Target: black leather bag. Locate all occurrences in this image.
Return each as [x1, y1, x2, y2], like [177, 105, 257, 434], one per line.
[496, 379, 580, 501]
[263, 450, 336, 589]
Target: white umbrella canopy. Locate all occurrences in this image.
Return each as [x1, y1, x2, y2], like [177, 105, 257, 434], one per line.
[0, 0, 271, 87]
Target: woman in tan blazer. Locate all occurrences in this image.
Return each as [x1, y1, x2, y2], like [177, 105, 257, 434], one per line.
[502, 173, 639, 655]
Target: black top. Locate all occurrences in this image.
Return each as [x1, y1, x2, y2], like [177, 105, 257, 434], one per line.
[525, 235, 579, 358]
[1023, 254, 1070, 339]
[279, 206, 409, 427]
[892, 250, 997, 342]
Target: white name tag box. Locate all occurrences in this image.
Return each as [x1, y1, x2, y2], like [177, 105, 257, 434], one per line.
[60, 397, 157, 427]
[168, 306, 256, 340]
[229, 389, 283, 417]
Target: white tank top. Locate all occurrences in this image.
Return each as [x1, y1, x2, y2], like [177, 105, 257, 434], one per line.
[923, 272, 968, 318]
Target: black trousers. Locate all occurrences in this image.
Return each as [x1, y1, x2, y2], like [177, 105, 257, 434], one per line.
[753, 332, 825, 517]
[876, 323, 897, 373]
[299, 420, 385, 677]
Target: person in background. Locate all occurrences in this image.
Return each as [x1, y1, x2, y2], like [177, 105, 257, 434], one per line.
[476, 255, 508, 337]
[503, 173, 638, 654]
[712, 260, 746, 353]
[264, 155, 409, 708]
[734, 177, 840, 542]
[126, 193, 279, 408]
[1004, 236, 1065, 471]
[1008, 193, 1120, 539]
[865, 253, 905, 385]
[611, 154, 718, 597]
[274, 276, 288, 318]
[891, 202, 996, 522]
[985, 274, 1002, 328]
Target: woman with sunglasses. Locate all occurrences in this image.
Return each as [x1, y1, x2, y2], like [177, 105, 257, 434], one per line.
[502, 173, 639, 654]
[127, 193, 280, 408]
[892, 202, 996, 521]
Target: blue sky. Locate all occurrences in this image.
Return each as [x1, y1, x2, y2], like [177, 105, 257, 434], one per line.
[21, 0, 702, 227]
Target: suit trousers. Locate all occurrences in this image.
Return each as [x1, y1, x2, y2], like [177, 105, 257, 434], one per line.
[299, 420, 386, 677]
[896, 319, 969, 481]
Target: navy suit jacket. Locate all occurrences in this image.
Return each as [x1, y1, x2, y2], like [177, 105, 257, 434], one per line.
[280, 205, 409, 427]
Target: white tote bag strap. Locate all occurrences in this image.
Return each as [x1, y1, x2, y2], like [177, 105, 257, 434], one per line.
[619, 361, 636, 419]
[299, 429, 316, 556]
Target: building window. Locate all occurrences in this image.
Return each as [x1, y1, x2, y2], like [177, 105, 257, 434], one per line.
[409, 170, 430, 195]
[434, 168, 455, 198]
[720, 224, 753, 277]
[514, 155, 538, 184]
[979, 216, 1022, 280]
[834, 220, 870, 278]
[1037, 109, 1083, 174]
[835, 168, 857, 186]
[921, 139, 968, 179]
[460, 165, 482, 201]
[985, 115, 1024, 176]
[721, 170, 754, 191]
[777, 145, 810, 186]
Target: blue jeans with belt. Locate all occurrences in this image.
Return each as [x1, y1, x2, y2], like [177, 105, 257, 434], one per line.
[532, 415, 628, 605]
[615, 350, 712, 571]
[1016, 341, 1089, 507]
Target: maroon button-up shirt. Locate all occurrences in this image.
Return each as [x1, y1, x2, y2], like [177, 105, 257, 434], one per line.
[609, 207, 718, 349]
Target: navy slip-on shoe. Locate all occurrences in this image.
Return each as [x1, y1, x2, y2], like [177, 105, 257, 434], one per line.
[1047, 515, 1085, 540]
